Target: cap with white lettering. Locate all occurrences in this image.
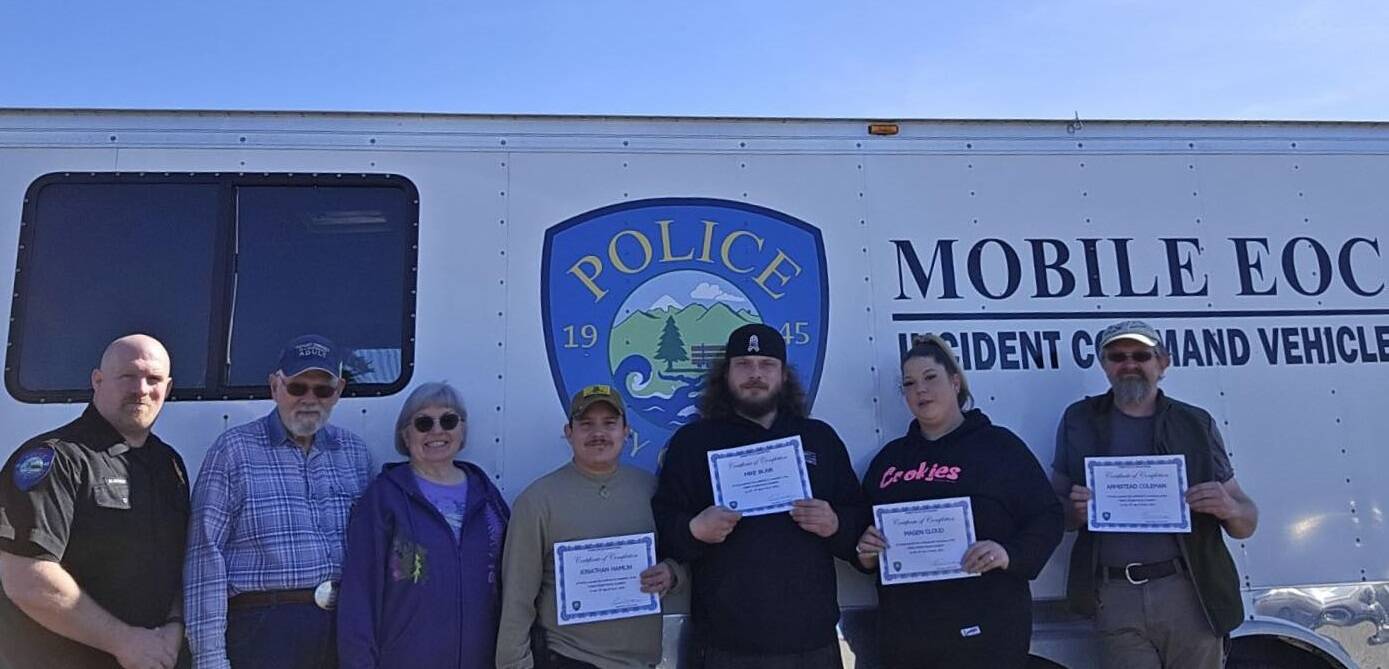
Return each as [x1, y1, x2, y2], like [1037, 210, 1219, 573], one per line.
[277, 334, 344, 378]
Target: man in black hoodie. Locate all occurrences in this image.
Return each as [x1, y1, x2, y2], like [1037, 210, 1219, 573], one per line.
[652, 324, 867, 669]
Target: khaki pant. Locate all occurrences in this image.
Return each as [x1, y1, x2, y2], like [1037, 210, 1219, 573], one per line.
[1096, 572, 1226, 669]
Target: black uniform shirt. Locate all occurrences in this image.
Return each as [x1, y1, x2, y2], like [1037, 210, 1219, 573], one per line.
[0, 405, 190, 668]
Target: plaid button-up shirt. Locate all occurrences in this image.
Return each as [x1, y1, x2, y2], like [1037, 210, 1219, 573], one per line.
[184, 411, 374, 669]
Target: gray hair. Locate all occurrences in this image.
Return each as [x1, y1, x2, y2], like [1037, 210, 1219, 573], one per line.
[393, 381, 468, 456]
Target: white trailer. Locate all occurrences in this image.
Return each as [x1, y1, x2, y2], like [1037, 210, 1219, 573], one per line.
[0, 109, 1386, 668]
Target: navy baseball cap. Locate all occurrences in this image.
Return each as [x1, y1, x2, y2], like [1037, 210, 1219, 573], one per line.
[277, 335, 344, 378]
[724, 323, 786, 362]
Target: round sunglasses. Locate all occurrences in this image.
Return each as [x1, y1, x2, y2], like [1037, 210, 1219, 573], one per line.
[412, 413, 462, 432]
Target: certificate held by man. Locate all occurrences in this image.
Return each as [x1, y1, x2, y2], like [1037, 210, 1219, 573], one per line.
[874, 497, 978, 585]
[706, 436, 813, 516]
[1085, 454, 1191, 533]
[554, 533, 661, 626]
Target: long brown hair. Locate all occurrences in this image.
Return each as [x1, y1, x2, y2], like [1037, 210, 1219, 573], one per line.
[697, 356, 809, 421]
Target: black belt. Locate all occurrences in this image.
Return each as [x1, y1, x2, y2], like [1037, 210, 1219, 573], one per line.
[1103, 558, 1184, 584]
[228, 589, 317, 609]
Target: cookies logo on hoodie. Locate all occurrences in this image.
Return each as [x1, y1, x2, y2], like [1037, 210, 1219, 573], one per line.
[542, 198, 829, 472]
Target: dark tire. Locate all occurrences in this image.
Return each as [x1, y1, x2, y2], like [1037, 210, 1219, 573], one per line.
[1227, 636, 1338, 669]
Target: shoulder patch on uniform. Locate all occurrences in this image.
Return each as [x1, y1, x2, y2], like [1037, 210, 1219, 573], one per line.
[13, 444, 57, 492]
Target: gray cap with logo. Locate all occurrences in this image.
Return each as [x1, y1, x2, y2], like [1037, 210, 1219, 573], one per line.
[1097, 320, 1162, 349]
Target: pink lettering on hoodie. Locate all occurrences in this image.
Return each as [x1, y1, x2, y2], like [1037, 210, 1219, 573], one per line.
[879, 461, 962, 489]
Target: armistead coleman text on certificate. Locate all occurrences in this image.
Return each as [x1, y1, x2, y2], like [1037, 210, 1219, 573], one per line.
[1085, 455, 1192, 534]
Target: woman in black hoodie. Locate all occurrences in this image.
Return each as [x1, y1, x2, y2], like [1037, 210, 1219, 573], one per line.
[855, 335, 1063, 668]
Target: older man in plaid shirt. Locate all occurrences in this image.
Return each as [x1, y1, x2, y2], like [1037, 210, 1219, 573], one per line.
[184, 335, 374, 669]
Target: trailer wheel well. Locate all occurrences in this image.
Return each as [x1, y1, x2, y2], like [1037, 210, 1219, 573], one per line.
[1229, 635, 1345, 669]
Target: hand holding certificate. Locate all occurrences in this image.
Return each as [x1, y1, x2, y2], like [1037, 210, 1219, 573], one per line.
[1085, 455, 1191, 533]
[707, 436, 813, 516]
[874, 497, 979, 585]
[554, 533, 661, 626]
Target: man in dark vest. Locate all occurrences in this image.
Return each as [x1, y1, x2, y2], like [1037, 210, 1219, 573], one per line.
[1051, 320, 1258, 669]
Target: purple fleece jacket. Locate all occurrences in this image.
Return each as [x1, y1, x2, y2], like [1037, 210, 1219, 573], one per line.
[337, 461, 510, 669]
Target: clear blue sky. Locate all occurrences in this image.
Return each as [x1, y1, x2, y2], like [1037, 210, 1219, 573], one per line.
[2, 1, 1385, 120]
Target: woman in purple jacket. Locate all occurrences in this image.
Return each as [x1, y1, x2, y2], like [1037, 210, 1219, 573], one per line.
[338, 382, 510, 668]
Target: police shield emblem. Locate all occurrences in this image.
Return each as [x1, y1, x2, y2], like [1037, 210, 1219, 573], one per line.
[542, 198, 829, 472]
[13, 445, 56, 491]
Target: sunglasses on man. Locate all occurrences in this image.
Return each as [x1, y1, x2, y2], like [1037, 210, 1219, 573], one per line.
[1105, 350, 1155, 364]
[413, 413, 463, 433]
[284, 381, 339, 399]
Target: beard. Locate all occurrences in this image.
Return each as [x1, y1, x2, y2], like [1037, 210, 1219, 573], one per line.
[1112, 375, 1153, 406]
[734, 391, 780, 420]
[286, 410, 329, 438]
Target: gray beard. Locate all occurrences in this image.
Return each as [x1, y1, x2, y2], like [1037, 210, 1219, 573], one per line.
[287, 411, 328, 438]
[1112, 377, 1152, 406]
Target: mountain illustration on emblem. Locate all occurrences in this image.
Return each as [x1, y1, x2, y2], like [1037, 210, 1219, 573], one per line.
[608, 270, 761, 429]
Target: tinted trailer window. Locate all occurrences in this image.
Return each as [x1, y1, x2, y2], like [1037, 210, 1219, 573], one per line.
[7, 173, 418, 402]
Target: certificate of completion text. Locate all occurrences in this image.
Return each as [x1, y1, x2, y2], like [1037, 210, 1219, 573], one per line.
[554, 533, 660, 626]
[1085, 455, 1191, 533]
[707, 436, 813, 516]
[874, 497, 978, 585]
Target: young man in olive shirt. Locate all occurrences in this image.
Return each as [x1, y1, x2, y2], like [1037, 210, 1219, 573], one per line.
[498, 385, 682, 669]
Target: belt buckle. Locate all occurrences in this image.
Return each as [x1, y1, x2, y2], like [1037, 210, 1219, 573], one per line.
[313, 581, 338, 610]
[1124, 562, 1149, 585]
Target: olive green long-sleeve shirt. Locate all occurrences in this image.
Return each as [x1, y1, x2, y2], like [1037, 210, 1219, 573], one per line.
[497, 462, 686, 669]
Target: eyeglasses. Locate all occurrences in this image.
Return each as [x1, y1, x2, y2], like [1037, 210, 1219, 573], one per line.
[413, 413, 462, 433]
[285, 382, 338, 399]
[1105, 350, 1155, 364]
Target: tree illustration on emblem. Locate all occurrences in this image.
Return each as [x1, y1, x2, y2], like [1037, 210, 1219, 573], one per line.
[655, 315, 689, 371]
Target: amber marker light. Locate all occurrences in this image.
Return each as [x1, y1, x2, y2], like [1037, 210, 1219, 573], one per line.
[867, 123, 900, 136]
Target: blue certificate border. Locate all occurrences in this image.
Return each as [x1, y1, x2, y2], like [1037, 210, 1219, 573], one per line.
[707, 438, 813, 515]
[1086, 455, 1191, 531]
[875, 498, 976, 584]
[555, 534, 660, 624]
